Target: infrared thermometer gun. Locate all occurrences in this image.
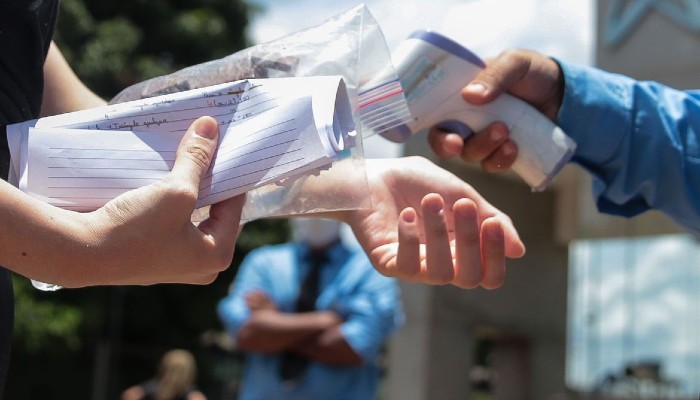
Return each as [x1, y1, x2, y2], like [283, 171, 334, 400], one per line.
[382, 30, 576, 191]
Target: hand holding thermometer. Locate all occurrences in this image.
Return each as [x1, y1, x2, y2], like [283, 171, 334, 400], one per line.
[380, 30, 576, 191]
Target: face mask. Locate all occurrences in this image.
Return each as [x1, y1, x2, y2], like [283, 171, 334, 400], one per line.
[291, 218, 341, 249]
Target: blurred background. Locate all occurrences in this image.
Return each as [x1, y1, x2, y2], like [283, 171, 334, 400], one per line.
[7, 0, 700, 399]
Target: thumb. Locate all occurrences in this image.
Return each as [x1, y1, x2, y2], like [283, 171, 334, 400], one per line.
[461, 78, 493, 105]
[170, 116, 220, 193]
[461, 51, 529, 105]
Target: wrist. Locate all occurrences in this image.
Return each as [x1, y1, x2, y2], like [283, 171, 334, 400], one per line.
[539, 57, 565, 121]
[23, 206, 104, 287]
[550, 57, 566, 118]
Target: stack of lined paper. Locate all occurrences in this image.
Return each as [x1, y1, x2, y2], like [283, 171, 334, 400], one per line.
[7, 76, 356, 211]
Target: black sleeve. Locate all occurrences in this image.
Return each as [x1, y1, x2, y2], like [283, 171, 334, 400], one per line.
[0, 1, 59, 398]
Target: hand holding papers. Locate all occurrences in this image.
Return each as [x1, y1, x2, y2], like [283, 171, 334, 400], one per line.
[8, 76, 357, 212]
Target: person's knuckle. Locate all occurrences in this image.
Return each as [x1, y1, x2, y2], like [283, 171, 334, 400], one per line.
[501, 48, 528, 64]
[183, 142, 211, 170]
[462, 141, 488, 161]
[196, 273, 219, 285]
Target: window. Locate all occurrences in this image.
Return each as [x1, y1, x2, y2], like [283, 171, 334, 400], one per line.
[567, 234, 700, 398]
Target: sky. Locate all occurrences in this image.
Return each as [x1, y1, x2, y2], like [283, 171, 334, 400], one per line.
[247, 0, 595, 158]
[247, 0, 594, 64]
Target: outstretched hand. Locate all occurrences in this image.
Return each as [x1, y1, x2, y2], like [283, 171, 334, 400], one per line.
[428, 49, 565, 173]
[341, 157, 525, 289]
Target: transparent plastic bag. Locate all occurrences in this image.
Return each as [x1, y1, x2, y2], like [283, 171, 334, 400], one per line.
[110, 3, 410, 222]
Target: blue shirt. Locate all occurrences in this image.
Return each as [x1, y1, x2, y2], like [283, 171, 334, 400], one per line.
[217, 241, 404, 400]
[557, 60, 700, 235]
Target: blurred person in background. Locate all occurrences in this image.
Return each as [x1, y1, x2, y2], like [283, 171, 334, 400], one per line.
[217, 218, 404, 400]
[121, 349, 207, 400]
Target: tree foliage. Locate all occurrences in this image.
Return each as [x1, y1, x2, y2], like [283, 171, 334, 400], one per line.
[12, 277, 82, 354]
[54, 0, 259, 98]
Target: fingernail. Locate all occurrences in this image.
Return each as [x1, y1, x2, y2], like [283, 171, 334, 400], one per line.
[503, 141, 516, 156]
[490, 127, 505, 141]
[194, 117, 217, 139]
[465, 82, 487, 94]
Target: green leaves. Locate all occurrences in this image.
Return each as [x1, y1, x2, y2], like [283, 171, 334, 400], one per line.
[54, 0, 254, 98]
[12, 277, 82, 354]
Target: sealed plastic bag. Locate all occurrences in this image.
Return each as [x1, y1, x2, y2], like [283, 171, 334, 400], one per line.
[111, 3, 411, 222]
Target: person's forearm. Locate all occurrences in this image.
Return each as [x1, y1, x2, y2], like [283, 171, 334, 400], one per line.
[235, 310, 340, 353]
[41, 41, 106, 116]
[290, 325, 363, 366]
[0, 180, 96, 285]
[557, 60, 700, 234]
[556, 60, 638, 175]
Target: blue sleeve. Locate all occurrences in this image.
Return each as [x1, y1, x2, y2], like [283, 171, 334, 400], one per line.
[217, 250, 268, 336]
[337, 256, 405, 363]
[556, 60, 700, 234]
